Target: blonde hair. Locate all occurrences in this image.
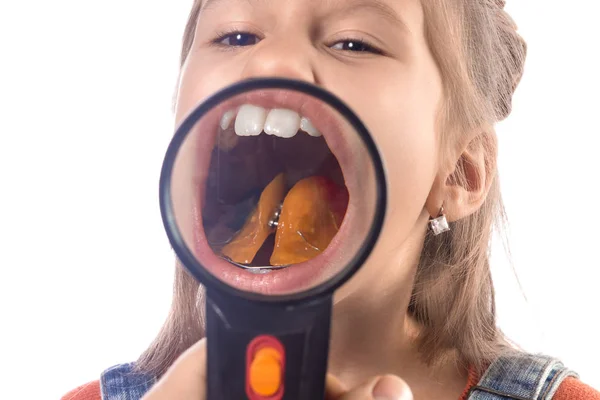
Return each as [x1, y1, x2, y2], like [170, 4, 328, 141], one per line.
[137, 0, 527, 377]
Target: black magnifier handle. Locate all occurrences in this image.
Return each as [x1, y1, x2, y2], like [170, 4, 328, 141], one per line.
[205, 289, 332, 400]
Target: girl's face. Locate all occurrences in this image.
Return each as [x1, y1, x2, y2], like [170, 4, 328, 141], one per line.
[174, 0, 446, 298]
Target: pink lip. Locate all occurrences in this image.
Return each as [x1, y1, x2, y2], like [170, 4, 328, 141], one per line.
[186, 89, 365, 295]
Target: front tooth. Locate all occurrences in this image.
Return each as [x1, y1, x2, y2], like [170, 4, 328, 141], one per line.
[264, 109, 301, 138]
[235, 105, 267, 136]
[220, 110, 235, 130]
[300, 117, 322, 137]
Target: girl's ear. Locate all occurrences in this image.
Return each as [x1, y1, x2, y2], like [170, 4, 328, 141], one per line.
[426, 130, 498, 222]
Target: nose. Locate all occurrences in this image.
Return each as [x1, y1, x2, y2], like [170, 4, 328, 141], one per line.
[240, 35, 317, 83]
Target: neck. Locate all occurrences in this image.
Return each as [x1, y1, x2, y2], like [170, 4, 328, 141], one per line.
[324, 223, 468, 396]
[327, 259, 421, 385]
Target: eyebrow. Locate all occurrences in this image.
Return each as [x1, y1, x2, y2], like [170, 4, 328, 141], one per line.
[329, 0, 411, 33]
[201, 0, 411, 34]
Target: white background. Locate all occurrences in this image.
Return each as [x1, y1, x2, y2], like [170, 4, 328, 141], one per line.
[0, 1, 599, 398]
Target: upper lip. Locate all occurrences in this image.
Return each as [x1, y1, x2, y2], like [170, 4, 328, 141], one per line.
[210, 89, 356, 179]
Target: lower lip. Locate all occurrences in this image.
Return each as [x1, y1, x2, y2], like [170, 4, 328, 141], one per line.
[193, 202, 358, 295]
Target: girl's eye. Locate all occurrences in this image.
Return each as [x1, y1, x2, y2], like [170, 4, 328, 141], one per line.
[213, 31, 381, 55]
[216, 32, 260, 47]
[330, 39, 381, 54]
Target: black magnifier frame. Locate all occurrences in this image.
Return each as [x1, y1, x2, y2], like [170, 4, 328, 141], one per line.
[159, 77, 387, 305]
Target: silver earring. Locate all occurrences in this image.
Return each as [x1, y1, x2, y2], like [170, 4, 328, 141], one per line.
[429, 205, 450, 235]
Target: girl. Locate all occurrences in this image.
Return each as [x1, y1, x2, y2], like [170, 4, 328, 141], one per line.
[63, 0, 600, 399]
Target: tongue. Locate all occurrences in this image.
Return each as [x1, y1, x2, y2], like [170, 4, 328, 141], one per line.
[220, 175, 348, 266]
[221, 174, 286, 264]
[270, 176, 348, 266]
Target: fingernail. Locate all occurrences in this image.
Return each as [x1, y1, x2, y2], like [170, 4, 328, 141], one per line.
[372, 375, 412, 400]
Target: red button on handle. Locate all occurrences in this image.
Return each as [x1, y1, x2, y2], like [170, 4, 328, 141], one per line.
[246, 335, 285, 400]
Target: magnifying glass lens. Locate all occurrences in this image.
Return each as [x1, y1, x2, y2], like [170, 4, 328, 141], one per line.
[170, 86, 379, 296]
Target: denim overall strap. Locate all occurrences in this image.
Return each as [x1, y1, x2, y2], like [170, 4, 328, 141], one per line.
[100, 363, 157, 400]
[467, 353, 579, 400]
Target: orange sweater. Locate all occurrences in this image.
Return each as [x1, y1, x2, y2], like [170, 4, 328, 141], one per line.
[62, 374, 600, 400]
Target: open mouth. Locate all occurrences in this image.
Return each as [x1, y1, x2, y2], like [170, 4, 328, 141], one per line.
[182, 89, 371, 295]
[203, 103, 349, 270]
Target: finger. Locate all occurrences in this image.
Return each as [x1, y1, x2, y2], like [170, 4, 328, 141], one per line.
[334, 375, 413, 400]
[142, 338, 207, 400]
[325, 373, 348, 399]
[370, 375, 413, 400]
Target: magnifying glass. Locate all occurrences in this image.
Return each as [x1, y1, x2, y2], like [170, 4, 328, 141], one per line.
[160, 78, 387, 399]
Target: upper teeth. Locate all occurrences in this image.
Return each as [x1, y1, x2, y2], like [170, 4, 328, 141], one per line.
[300, 117, 321, 137]
[234, 105, 267, 136]
[221, 104, 322, 138]
[265, 109, 301, 138]
[220, 110, 235, 130]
